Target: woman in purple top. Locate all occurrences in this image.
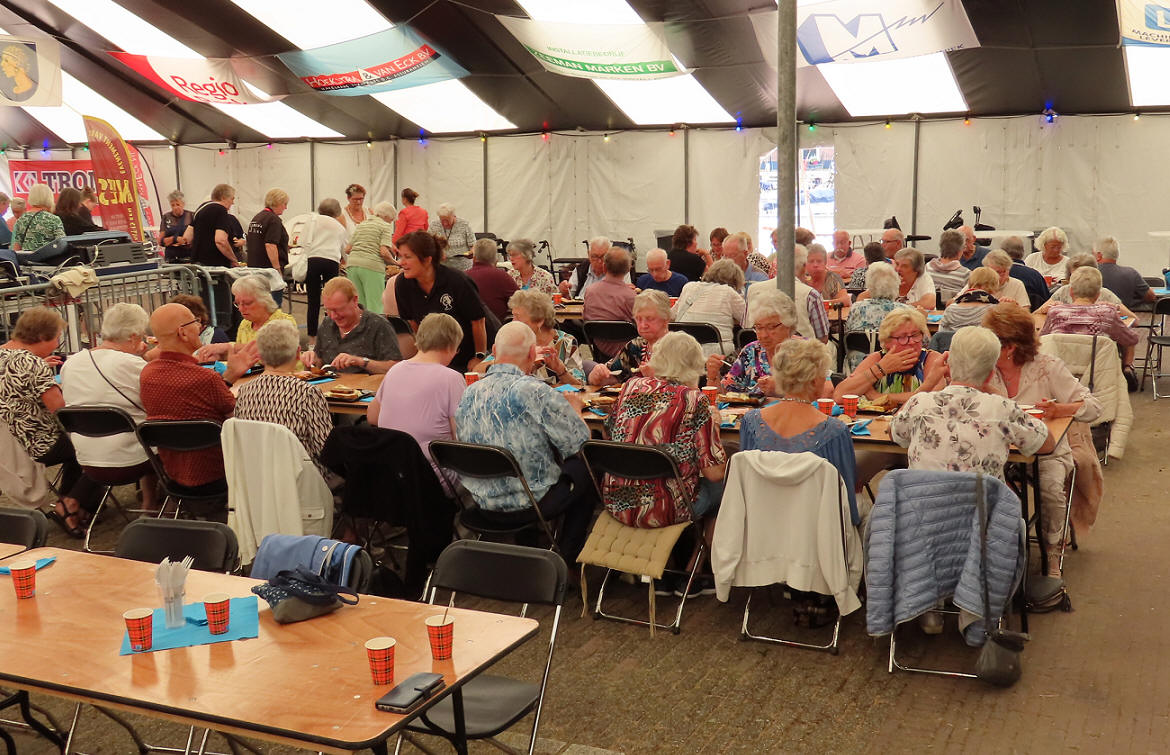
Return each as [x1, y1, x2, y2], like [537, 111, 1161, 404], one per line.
[1040, 266, 1139, 377]
[368, 313, 466, 484]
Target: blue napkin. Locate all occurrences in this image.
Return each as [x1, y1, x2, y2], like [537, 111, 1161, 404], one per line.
[850, 419, 872, 436]
[717, 402, 730, 410]
[587, 407, 608, 417]
[555, 384, 581, 393]
[306, 376, 336, 385]
[926, 314, 943, 323]
[53, 374, 61, 384]
[359, 395, 375, 403]
[1154, 288, 1170, 297]
[0, 556, 54, 574]
[119, 596, 259, 655]
[204, 361, 228, 375]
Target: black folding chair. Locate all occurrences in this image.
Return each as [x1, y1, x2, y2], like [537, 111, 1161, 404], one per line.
[1141, 296, 1170, 395]
[734, 328, 757, 352]
[0, 508, 47, 549]
[668, 321, 723, 348]
[395, 541, 567, 755]
[928, 330, 955, 353]
[581, 320, 637, 362]
[115, 518, 239, 573]
[578, 440, 704, 635]
[429, 440, 560, 552]
[135, 420, 228, 520]
[56, 406, 151, 553]
[385, 314, 414, 336]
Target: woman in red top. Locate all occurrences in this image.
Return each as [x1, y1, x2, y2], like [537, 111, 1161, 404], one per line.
[394, 188, 428, 243]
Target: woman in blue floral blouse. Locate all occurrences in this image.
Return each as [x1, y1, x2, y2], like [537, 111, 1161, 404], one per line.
[706, 288, 798, 396]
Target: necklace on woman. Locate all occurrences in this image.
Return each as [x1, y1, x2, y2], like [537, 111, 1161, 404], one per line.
[775, 395, 811, 404]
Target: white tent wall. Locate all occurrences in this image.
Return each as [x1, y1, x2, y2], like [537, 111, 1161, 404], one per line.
[832, 123, 916, 239]
[312, 142, 396, 216]
[396, 138, 484, 235]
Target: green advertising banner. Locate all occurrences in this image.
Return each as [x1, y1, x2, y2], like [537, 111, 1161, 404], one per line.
[496, 16, 686, 80]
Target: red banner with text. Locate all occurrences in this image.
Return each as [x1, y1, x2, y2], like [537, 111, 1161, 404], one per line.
[82, 116, 147, 242]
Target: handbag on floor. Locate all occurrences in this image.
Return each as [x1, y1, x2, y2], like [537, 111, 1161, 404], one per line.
[973, 473, 1029, 687]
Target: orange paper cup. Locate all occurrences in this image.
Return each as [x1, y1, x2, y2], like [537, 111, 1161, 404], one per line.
[464, 372, 480, 386]
[203, 593, 231, 635]
[701, 386, 719, 404]
[426, 615, 455, 661]
[669, 297, 679, 307]
[1026, 408, 1045, 421]
[553, 293, 563, 306]
[124, 608, 154, 652]
[841, 394, 860, 418]
[9, 560, 35, 600]
[816, 398, 835, 415]
[365, 636, 396, 685]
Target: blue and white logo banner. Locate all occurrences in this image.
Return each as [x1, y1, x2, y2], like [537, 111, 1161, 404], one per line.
[277, 27, 467, 96]
[753, 0, 979, 68]
[1119, 0, 1170, 46]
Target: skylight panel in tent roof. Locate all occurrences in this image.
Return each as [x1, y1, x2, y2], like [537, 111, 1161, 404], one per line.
[817, 52, 967, 117]
[229, 0, 515, 133]
[513, 0, 734, 125]
[45, 0, 343, 139]
[1124, 46, 1170, 107]
[24, 72, 166, 142]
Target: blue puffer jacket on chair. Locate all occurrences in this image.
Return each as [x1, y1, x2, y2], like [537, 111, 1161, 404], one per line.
[865, 469, 1026, 646]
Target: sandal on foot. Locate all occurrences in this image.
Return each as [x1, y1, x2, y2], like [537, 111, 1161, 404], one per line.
[45, 505, 85, 539]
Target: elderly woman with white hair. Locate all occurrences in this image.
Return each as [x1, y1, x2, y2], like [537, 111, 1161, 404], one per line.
[195, 275, 296, 362]
[938, 266, 1001, 332]
[844, 261, 911, 369]
[740, 338, 860, 526]
[233, 319, 332, 464]
[672, 258, 746, 354]
[160, 189, 194, 257]
[891, 325, 1054, 479]
[506, 238, 557, 295]
[12, 183, 64, 252]
[428, 202, 475, 272]
[60, 302, 159, 512]
[604, 331, 726, 570]
[707, 288, 799, 396]
[1025, 226, 1071, 284]
[589, 289, 673, 385]
[1041, 266, 1140, 377]
[475, 289, 585, 386]
[1036, 253, 1135, 319]
[345, 200, 398, 311]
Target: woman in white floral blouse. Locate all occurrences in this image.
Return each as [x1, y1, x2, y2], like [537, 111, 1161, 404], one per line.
[891, 326, 1054, 481]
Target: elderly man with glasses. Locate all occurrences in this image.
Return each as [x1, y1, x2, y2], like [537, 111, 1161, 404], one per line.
[560, 236, 628, 298]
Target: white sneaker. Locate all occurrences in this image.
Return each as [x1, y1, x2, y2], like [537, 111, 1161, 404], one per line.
[919, 610, 944, 635]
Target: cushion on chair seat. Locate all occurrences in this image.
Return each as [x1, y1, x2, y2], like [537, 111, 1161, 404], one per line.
[410, 675, 539, 739]
[577, 510, 689, 580]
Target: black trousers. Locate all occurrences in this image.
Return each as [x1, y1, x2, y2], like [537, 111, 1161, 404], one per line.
[305, 257, 339, 336]
[36, 434, 99, 512]
[482, 456, 596, 565]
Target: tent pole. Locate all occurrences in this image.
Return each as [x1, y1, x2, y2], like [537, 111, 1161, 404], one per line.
[482, 135, 489, 232]
[173, 145, 181, 192]
[911, 117, 921, 238]
[309, 141, 317, 210]
[775, 0, 795, 297]
[683, 127, 690, 224]
[393, 138, 399, 207]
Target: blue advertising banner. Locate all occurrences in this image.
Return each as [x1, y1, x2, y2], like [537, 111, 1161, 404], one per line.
[276, 27, 467, 95]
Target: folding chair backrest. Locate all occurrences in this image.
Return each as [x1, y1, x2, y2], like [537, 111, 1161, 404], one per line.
[430, 440, 524, 481]
[1153, 296, 1170, 320]
[582, 320, 638, 359]
[735, 328, 757, 351]
[56, 405, 138, 438]
[115, 518, 239, 573]
[0, 508, 48, 548]
[430, 540, 567, 607]
[581, 439, 682, 483]
[844, 330, 878, 356]
[385, 314, 414, 336]
[668, 321, 722, 345]
[137, 420, 224, 453]
[928, 330, 955, 353]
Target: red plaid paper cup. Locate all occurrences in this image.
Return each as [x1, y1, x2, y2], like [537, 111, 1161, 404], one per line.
[9, 560, 35, 600]
[1026, 408, 1045, 421]
[553, 293, 563, 306]
[464, 372, 480, 386]
[701, 386, 719, 404]
[425, 615, 455, 661]
[203, 593, 231, 635]
[841, 394, 860, 419]
[816, 398, 835, 415]
[365, 637, 396, 685]
[123, 608, 154, 652]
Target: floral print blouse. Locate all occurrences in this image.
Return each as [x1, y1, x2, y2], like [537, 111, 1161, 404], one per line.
[889, 385, 1048, 480]
[721, 341, 771, 394]
[507, 265, 558, 296]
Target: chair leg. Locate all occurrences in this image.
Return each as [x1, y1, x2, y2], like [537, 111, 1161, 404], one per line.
[887, 620, 977, 678]
[0, 690, 63, 749]
[740, 588, 843, 654]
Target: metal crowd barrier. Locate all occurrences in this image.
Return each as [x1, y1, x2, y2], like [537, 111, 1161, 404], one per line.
[0, 264, 208, 354]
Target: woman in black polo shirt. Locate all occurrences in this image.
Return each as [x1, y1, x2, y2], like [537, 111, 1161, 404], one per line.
[395, 231, 486, 372]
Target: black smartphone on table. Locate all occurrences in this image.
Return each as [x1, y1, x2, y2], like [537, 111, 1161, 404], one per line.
[374, 672, 445, 714]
